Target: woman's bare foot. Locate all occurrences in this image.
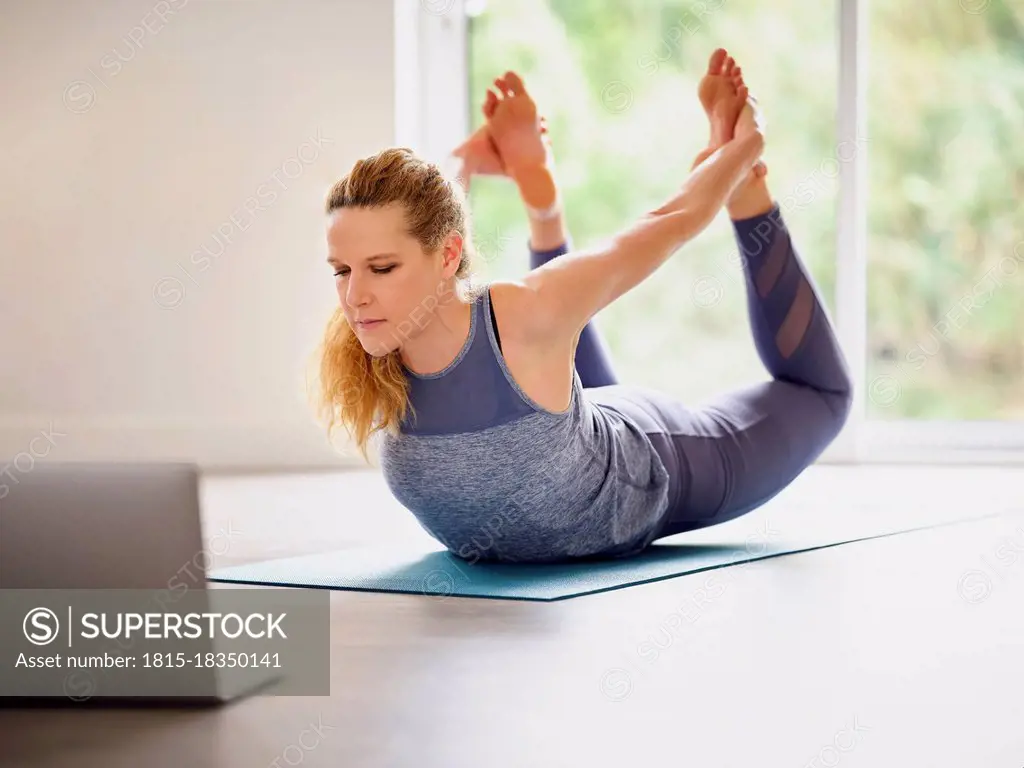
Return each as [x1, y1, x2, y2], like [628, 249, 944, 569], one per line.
[693, 48, 763, 179]
[697, 48, 748, 147]
[485, 71, 557, 208]
[483, 81, 550, 150]
[486, 71, 551, 173]
[694, 49, 772, 219]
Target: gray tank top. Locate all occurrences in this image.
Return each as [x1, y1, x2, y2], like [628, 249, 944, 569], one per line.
[376, 284, 671, 563]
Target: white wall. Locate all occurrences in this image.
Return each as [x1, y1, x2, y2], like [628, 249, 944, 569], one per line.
[0, 0, 416, 470]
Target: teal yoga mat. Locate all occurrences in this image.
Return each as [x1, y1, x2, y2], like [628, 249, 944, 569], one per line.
[208, 515, 984, 601]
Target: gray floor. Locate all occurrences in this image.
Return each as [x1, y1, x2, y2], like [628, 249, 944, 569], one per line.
[2, 465, 1023, 767]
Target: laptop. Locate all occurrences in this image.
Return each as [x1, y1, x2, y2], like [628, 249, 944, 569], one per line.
[0, 462, 280, 704]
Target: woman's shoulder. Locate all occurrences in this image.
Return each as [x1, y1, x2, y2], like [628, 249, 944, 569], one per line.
[482, 280, 531, 331]
[483, 279, 563, 349]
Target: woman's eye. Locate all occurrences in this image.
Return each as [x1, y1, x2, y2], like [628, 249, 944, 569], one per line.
[333, 265, 395, 278]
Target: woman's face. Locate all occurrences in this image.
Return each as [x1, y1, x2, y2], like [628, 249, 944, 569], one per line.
[326, 203, 459, 357]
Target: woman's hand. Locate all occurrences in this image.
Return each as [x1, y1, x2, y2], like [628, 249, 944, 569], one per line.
[691, 96, 768, 181]
[691, 144, 767, 178]
[452, 124, 506, 177]
[688, 96, 771, 220]
[734, 95, 766, 143]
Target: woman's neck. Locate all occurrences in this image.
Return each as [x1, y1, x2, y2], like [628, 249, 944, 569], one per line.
[398, 295, 474, 377]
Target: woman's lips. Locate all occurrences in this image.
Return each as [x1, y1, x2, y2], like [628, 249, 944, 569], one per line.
[357, 319, 384, 328]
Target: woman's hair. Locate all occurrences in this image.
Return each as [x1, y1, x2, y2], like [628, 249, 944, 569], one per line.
[310, 147, 482, 464]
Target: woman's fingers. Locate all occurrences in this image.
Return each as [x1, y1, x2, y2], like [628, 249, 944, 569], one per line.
[451, 131, 475, 158]
[690, 145, 717, 169]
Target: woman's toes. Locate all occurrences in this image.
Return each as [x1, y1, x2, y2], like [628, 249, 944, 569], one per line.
[504, 71, 526, 95]
[482, 90, 498, 118]
[708, 47, 727, 74]
[724, 56, 735, 75]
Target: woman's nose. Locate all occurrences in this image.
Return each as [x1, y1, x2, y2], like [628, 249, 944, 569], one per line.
[344, 275, 369, 306]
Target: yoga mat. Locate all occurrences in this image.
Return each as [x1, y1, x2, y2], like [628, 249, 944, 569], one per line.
[208, 513, 1002, 601]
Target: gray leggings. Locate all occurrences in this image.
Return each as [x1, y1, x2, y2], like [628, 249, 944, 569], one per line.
[533, 204, 853, 539]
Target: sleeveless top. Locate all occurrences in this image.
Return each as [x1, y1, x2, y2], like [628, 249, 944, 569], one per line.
[375, 284, 671, 564]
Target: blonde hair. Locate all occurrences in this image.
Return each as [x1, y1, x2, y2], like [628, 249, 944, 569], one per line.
[311, 147, 482, 464]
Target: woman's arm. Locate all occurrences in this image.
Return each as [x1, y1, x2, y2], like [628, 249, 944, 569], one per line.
[520, 128, 764, 344]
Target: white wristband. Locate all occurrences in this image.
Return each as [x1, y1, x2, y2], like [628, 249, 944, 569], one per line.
[525, 192, 562, 221]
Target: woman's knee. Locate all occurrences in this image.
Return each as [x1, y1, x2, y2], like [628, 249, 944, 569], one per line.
[829, 345, 855, 417]
[817, 386, 852, 442]
[833, 380, 854, 425]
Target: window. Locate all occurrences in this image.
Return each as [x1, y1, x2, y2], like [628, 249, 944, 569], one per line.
[413, 0, 1024, 461]
[865, 1, 1024, 444]
[465, 0, 838, 409]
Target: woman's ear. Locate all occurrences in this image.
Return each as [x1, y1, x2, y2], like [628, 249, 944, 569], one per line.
[440, 230, 464, 273]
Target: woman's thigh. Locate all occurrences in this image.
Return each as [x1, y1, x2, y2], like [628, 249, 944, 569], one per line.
[590, 380, 844, 538]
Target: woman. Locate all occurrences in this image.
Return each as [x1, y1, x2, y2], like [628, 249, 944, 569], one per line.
[315, 48, 852, 564]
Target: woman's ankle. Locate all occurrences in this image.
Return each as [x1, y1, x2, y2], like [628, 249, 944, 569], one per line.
[727, 177, 775, 221]
[511, 162, 558, 209]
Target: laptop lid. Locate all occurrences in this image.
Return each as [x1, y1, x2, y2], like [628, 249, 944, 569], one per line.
[0, 462, 205, 589]
[0, 462, 283, 701]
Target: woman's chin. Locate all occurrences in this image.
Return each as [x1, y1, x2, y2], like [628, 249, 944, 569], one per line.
[361, 339, 396, 358]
